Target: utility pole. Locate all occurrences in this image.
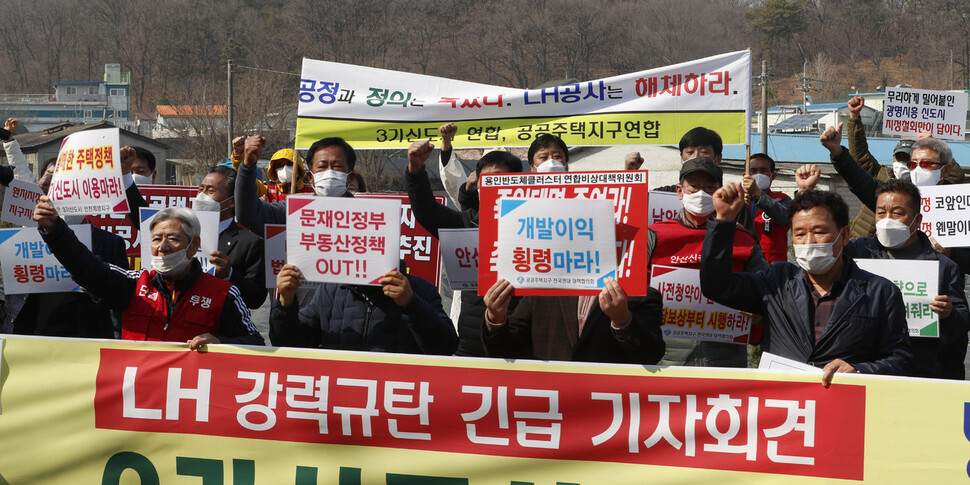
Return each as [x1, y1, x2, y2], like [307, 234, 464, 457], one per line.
[795, 60, 824, 114]
[759, 60, 769, 154]
[227, 59, 234, 156]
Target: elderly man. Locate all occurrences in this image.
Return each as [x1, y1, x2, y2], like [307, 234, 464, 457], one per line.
[34, 198, 263, 348]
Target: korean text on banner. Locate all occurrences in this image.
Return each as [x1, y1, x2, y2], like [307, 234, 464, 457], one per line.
[883, 87, 968, 140]
[648, 190, 681, 224]
[296, 51, 750, 149]
[479, 170, 649, 296]
[651, 265, 751, 344]
[439, 228, 479, 291]
[262, 224, 321, 292]
[919, 184, 970, 247]
[854, 259, 940, 337]
[497, 198, 616, 291]
[1, 179, 44, 227]
[138, 207, 219, 272]
[47, 128, 129, 215]
[0, 224, 92, 294]
[355, 193, 443, 288]
[285, 195, 400, 285]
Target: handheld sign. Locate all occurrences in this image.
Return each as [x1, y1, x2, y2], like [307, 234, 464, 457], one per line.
[439, 228, 480, 291]
[918, 184, 970, 248]
[138, 207, 219, 273]
[648, 190, 681, 224]
[883, 87, 968, 141]
[285, 195, 400, 286]
[355, 193, 444, 288]
[263, 224, 321, 292]
[47, 128, 129, 215]
[0, 224, 92, 294]
[1, 179, 44, 227]
[651, 265, 752, 344]
[854, 259, 940, 337]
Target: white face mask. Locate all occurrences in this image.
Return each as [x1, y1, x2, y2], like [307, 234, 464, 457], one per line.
[151, 248, 192, 276]
[911, 167, 941, 186]
[313, 170, 348, 197]
[793, 241, 842, 275]
[536, 159, 566, 173]
[892, 162, 911, 182]
[875, 217, 916, 249]
[681, 190, 715, 217]
[132, 173, 153, 186]
[193, 192, 221, 212]
[277, 164, 294, 184]
[752, 173, 771, 191]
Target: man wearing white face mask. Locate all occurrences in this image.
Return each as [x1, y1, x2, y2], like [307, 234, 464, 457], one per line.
[740, 153, 792, 263]
[647, 157, 769, 368]
[842, 179, 969, 380]
[33, 200, 263, 349]
[527, 134, 569, 173]
[700, 188, 913, 387]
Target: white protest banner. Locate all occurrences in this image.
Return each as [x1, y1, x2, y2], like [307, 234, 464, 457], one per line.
[854, 259, 940, 337]
[648, 190, 681, 224]
[496, 198, 616, 291]
[883, 87, 968, 140]
[138, 207, 219, 273]
[0, 224, 92, 294]
[918, 184, 970, 247]
[47, 128, 129, 215]
[297, 51, 750, 149]
[285, 195, 400, 285]
[1, 179, 44, 227]
[651, 265, 751, 344]
[439, 228, 479, 290]
[263, 224, 322, 292]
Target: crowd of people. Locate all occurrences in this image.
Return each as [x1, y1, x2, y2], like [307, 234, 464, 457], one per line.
[4, 94, 969, 387]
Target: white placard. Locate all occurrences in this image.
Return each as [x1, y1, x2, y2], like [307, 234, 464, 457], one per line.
[496, 197, 616, 290]
[138, 207, 220, 273]
[285, 195, 401, 286]
[47, 127, 129, 215]
[651, 264, 751, 344]
[758, 352, 823, 374]
[439, 228, 479, 290]
[648, 190, 681, 225]
[918, 184, 970, 248]
[0, 224, 92, 294]
[263, 224, 321, 291]
[1, 179, 44, 227]
[854, 258, 939, 337]
[883, 87, 968, 140]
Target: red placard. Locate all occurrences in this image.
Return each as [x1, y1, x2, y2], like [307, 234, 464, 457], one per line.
[478, 171, 649, 296]
[356, 193, 443, 289]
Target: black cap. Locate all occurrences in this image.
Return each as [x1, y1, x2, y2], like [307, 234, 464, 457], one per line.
[893, 139, 915, 156]
[680, 156, 722, 183]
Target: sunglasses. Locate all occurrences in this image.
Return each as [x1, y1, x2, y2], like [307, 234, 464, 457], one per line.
[907, 159, 944, 170]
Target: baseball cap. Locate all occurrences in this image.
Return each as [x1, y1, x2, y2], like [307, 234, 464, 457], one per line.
[680, 156, 723, 183]
[893, 140, 915, 157]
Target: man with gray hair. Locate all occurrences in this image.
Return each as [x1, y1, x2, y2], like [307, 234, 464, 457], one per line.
[33, 197, 264, 349]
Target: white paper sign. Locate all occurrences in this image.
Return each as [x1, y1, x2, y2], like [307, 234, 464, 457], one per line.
[918, 184, 970, 248]
[439, 228, 479, 290]
[138, 207, 220, 273]
[758, 352, 823, 374]
[1, 179, 44, 227]
[263, 224, 321, 291]
[0, 224, 92, 294]
[648, 190, 681, 225]
[854, 258, 939, 337]
[883, 87, 968, 140]
[47, 127, 129, 215]
[285, 195, 401, 286]
[497, 197, 616, 290]
[651, 265, 751, 344]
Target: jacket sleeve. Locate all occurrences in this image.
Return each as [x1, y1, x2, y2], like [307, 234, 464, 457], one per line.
[2, 139, 35, 184]
[402, 275, 459, 355]
[852, 284, 913, 376]
[217, 284, 265, 345]
[234, 162, 286, 234]
[228, 235, 268, 309]
[830, 146, 882, 211]
[700, 219, 769, 315]
[404, 165, 468, 238]
[613, 288, 666, 364]
[124, 178, 149, 228]
[846, 116, 882, 176]
[269, 285, 326, 347]
[756, 192, 792, 225]
[482, 296, 535, 359]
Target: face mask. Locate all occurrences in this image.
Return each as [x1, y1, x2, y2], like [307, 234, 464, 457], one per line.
[875, 217, 916, 249]
[536, 159, 566, 173]
[193, 192, 221, 212]
[62, 215, 86, 225]
[151, 248, 192, 276]
[892, 162, 911, 182]
[682, 190, 715, 217]
[277, 164, 294, 184]
[793, 241, 842, 275]
[313, 170, 348, 197]
[132, 173, 153, 185]
[911, 167, 941, 186]
[752, 173, 771, 191]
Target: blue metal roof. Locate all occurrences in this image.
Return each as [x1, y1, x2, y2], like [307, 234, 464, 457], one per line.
[722, 133, 970, 165]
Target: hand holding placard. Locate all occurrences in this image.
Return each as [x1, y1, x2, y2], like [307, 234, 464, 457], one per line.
[276, 263, 304, 306]
[484, 279, 515, 324]
[33, 195, 58, 231]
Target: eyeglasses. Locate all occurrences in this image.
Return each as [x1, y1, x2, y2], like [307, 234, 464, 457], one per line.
[908, 159, 944, 170]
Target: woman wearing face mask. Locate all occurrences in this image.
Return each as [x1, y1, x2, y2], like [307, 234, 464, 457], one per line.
[647, 157, 769, 368]
[264, 148, 314, 202]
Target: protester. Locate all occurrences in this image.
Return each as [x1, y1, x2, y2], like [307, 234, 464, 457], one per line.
[0, 118, 35, 184]
[741, 153, 792, 263]
[650, 126, 724, 192]
[33, 200, 263, 348]
[262, 148, 315, 202]
[271, 263, 458, 354]
[648, 157, 768, 367]
[405, 138, 523, 356]
[129, 147, 158, 185]
[700, 188, 913, 386]
[526, 133, 569, 172]
[229, 135, 268, 199]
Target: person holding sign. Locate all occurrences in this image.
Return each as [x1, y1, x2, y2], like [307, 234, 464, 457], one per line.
[33, 200, 264, 349]
[841, 179, 969, 379]
[700, 188, 913, 387]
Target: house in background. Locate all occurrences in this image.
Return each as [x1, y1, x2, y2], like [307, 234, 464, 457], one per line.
[152, 105, 227, 139]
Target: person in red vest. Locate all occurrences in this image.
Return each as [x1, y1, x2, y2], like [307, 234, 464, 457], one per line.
[647, 157, 768, 367]
[740, 153, 792, 264]
[33, 199, 264, 349]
